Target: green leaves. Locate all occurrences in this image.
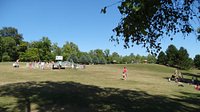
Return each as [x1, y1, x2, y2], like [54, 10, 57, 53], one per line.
[20, 48, 39, 61]
[103, 0, 200, 55]
[101, 7, 107, 14]
[62, 42, 80, 60]
[0, 27, 24, 61]
[29, 37, 52, 61]
[158, 45, 193, 70]
[157, 51, 167, 65]
[197, 27, 200, 41]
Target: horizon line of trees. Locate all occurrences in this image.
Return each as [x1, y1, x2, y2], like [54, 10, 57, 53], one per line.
[2, 27, 200, 70]
[157, 44, 200, 70]
[0, 27, 157, 64]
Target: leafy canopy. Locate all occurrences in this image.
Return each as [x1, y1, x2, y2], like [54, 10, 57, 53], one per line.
[102, 0, 200, 55]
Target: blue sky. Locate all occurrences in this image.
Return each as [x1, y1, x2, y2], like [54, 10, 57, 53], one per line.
[0, 0, 200, 58]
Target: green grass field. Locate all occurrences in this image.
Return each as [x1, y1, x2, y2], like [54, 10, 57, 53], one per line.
[0, 62, 199, 112]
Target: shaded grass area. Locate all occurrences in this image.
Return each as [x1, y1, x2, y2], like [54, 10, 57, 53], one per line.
[181, 72, 200, 84]
[0, 81, 199, 112]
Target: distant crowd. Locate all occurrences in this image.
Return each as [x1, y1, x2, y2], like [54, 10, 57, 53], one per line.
[13, 59, 86, 70]
[26, 61, 54, 70]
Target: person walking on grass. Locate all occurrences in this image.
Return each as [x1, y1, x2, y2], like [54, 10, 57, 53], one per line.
[122, 67, 128, 80]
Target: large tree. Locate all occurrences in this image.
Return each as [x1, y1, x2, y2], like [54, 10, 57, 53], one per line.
[165, 44, 178, 66]
[20, 48, 39, 61]
[0, 37, 3, 61]
[157, 51, 167, 65]
[157, 45, 193, 69]
[129, 53, 136, 63]
[67, 54, 79, 63]
[111, 52, 121, 64]
[122, 55, 132, 64]
[0, 27, 24, 61]
[41, 37, 52, 61]
[18, 41, 28, 53]
[1, 37, 18, 61]
[31, 37, 52, 61]
[0, 27, 23, 45]
[177, 47, 193, 69]
[31, 41, 43, 61]
[147, 54, 157, 64]
[194, 54, 200, 69]
[102, 0, 200, 54]
[51, 43, 62, 59]
[93, 49, 105, 58]
[92, 56, 99, 64]
[62, 42, 80, 60]
[135, 54, 142, 63]
[104, 49, 110, 63]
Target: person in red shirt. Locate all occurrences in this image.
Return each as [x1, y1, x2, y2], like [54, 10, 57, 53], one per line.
[195, 84, 200, 90]
[122, 67, 128, 80]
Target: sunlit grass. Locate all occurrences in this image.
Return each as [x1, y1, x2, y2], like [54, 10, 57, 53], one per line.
[0, 63, 199, 96]
[0, 62, 199, 112]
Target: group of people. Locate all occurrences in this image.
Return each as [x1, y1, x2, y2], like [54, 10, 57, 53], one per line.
[26, 61, 54, 70]
[169, 69, 200, 90]
[169, 69, 183, 83]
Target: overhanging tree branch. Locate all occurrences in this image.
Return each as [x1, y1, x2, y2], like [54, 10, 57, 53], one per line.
[102, 0, 200, 55]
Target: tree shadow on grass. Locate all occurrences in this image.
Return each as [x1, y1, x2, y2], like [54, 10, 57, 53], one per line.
[0, 81, 199, 112]
[181, 73, 200, 84]
[0, 107, 8, 112]
[182, 72, 200, 78]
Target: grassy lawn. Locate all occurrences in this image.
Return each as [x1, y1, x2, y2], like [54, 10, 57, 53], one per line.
[0, 62, 199, 112]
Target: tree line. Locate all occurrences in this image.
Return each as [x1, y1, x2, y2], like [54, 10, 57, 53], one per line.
[157, 44, 200, 70]
[0, 27, 157, 64]
[1, 27, 200, 70]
